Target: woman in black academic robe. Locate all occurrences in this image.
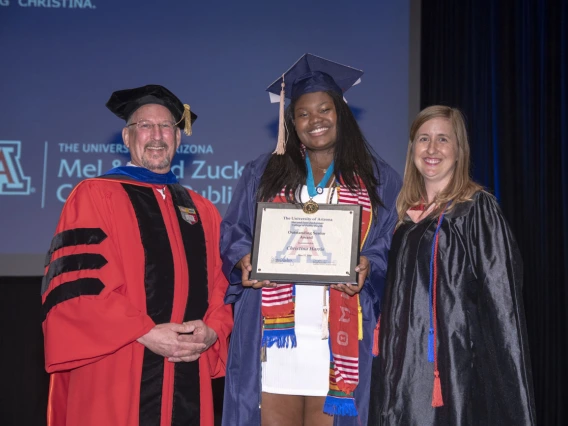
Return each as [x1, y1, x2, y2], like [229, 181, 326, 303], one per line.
[369, 105, 536, 425]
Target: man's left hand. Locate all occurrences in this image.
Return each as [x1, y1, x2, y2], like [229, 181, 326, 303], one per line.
[167, 320, 218, 363]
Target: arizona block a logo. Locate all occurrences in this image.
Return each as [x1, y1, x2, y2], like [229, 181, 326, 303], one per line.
[0, 141, 32, 195]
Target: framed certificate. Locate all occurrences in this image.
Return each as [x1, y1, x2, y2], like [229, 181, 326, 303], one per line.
[250, 202, 362, 284]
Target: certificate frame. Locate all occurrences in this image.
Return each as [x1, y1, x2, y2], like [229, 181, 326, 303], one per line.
[250, 202, 362, 285]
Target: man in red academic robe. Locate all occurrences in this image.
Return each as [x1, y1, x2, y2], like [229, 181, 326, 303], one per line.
[41, 85, 233, 426]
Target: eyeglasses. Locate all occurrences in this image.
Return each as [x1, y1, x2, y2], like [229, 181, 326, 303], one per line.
[127, 121, 176, 133]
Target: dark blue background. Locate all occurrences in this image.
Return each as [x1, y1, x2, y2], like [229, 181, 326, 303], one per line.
[0, 0, 411, 273]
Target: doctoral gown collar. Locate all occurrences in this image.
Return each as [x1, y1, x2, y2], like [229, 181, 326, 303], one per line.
[101, 166, 178, 184]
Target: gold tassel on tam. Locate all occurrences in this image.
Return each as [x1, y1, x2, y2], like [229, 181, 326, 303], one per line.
[175, 104, 192, 136]
[183, 104, 192, 136]
[273, 75, 286, 155]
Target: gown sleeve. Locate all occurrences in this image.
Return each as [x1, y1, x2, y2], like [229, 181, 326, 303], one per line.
[42, 181, 155, 373]
[360, 164, 402, 318]
[198, 198, 234, 378]
[468, 192, 536, 424]
[220, 156, 266, 303]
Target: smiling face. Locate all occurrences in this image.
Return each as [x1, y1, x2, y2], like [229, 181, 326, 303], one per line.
[122, 104, 181, 173]
[412, 117, 458, 200]
[293, 91, 338, 153]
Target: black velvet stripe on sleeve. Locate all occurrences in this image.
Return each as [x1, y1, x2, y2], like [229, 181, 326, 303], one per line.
[41, 253, 108, 295]
[41, 278, 104, 321]
[44, 228, 107, 267]
[121, 183, 175, 426]
[168, 183, 209, 426]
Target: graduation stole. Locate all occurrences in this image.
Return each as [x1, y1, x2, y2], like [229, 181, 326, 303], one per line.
[261, 178, 372, 417]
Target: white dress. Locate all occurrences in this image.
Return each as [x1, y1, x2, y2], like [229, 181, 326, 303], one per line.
[261, 186, 338, 396]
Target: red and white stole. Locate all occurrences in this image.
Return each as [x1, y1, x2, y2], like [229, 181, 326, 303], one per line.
[261, 178, 373, 417]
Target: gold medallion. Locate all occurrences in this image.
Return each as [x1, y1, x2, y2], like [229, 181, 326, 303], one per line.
[303, 199, 319, 214]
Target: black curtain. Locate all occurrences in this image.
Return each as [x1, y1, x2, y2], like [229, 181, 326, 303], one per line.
[421, 0, 568, 424]
[0, 276, 225, 426]
[0, 277, 49, 426]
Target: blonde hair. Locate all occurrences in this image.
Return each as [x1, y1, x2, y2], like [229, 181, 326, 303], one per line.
[396, 105, 482, 226]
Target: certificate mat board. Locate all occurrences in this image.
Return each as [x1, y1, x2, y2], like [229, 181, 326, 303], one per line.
[250, 202, 361, 284]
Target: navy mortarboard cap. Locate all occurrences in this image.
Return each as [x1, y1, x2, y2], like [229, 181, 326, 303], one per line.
[106, 84, 197, 136]
[266, 53, 363, 102]
[266, 54, 363, 154]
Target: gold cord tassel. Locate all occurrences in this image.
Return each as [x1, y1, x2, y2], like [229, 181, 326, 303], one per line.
[273, 75, 286, 155]
[180, 104, 192, 136]
[322, 286, 329, 340]
[358, 295, 363, 340]
[322, 306, 329, 340]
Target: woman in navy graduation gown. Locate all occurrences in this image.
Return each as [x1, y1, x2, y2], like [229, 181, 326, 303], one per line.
[220, 54, 401, 426]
